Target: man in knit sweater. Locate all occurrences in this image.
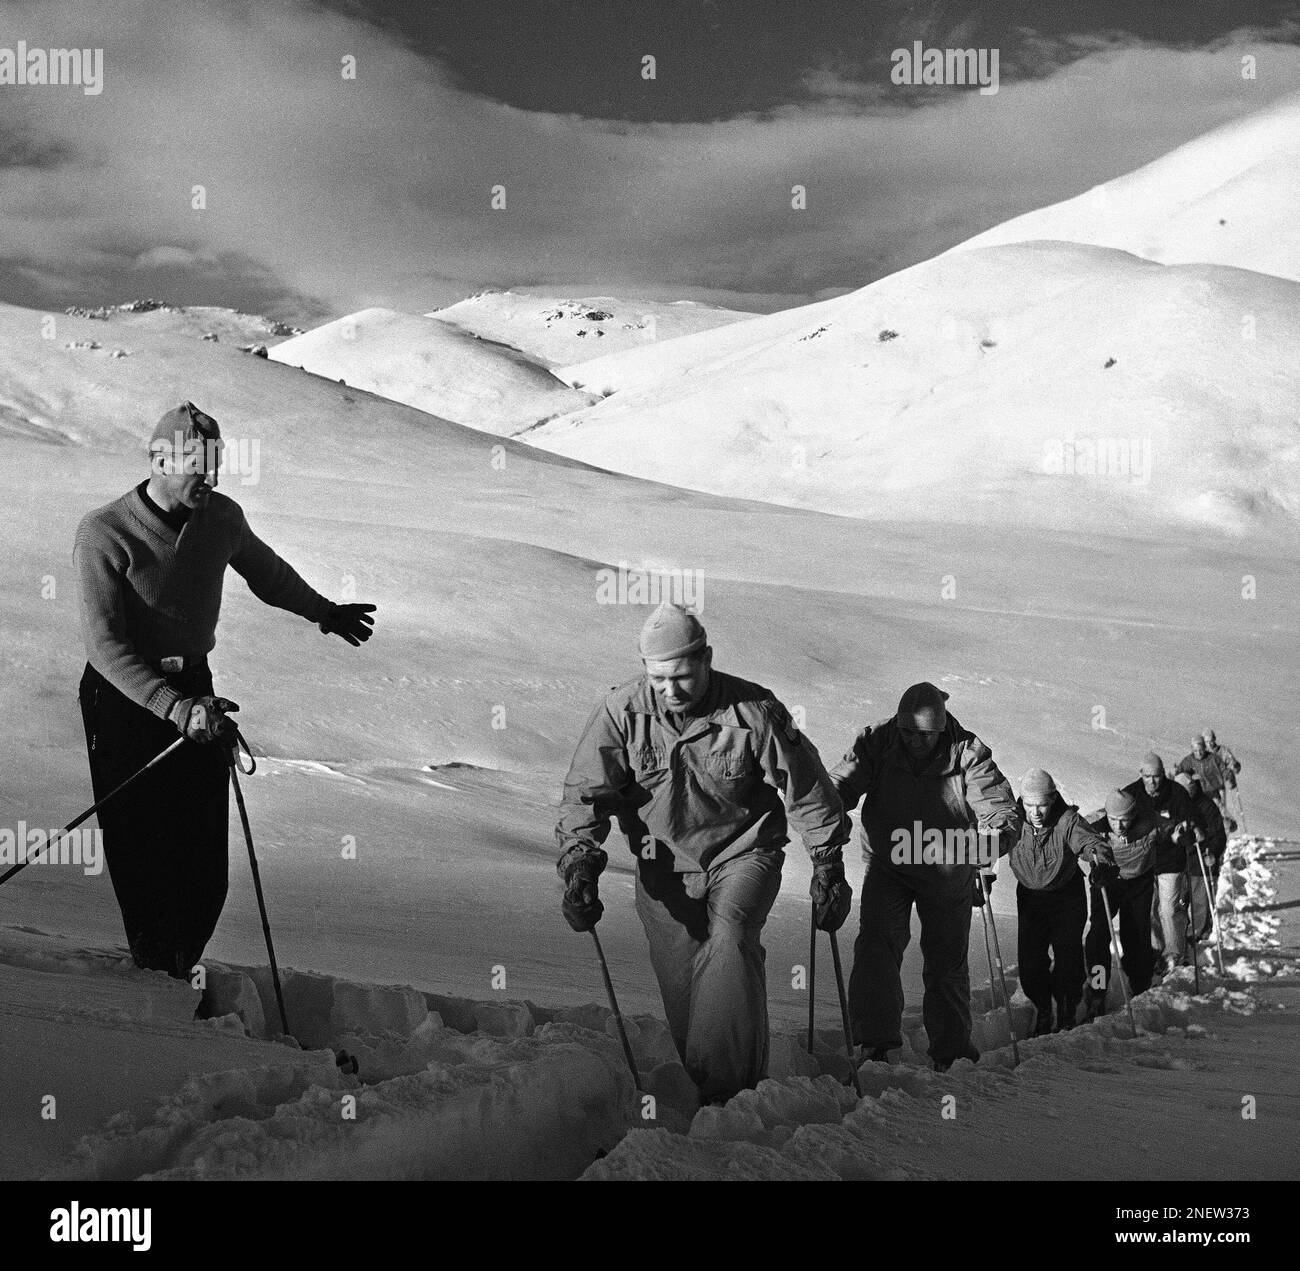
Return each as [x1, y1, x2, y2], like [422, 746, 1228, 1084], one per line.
[74, 401, 376, 978]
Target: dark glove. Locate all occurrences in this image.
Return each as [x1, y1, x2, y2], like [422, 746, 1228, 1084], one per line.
[561, 858, 604, 932]
[810, 860, 852, 932]
[319, 602, 377, 646]
[1085, 843, 1116, 869]
[971, 871, 996, 907]
[170, 695, 240, 744]
[1090, 861, 1120, 891]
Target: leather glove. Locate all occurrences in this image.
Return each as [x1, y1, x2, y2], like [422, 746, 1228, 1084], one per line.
[170, 695, 240, 744]
[561, 858, 604, 932]
[971, 871, 996, 907]
[1090, 861, 1120, 891]
[810, 860, 852, 932]
[319, 602, 377, 646]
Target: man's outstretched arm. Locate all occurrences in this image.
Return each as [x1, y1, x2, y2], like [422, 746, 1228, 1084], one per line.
[230, 512, 375, 644]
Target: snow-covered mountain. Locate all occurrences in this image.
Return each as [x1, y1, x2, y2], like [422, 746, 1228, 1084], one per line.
[526, 241, 1300, 534]
[268, 307, 598, 436]
[948, 89, 1300, 283]
[424, 290, 756, 367]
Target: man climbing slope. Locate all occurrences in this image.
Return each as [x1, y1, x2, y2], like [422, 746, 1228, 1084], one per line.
[555, 603, 851, 1103]
[1007, 769, 1114, 1036]
[831, 683, 1020, 1071]
[74, 401, 377, 978]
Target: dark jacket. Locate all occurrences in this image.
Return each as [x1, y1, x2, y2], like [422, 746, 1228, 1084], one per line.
[1189, 790, 1227, 863]
[830, 713, 1020, 879]
[1122, 777, 1199, 874]
[1007, 794, 1113, 893]
[1176, 751, 1226, 798]
[556, 670, 848, 877]
[1085, 810, 1172, 880]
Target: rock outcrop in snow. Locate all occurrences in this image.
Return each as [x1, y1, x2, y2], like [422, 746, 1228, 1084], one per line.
[424, 290, 756, 367]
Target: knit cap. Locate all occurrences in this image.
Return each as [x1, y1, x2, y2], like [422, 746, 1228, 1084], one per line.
[148, 401, 222, 475]
[1104, 789, 1138, 819]
[1020, 768, 1056, 801]
[639, 603, 707, 662]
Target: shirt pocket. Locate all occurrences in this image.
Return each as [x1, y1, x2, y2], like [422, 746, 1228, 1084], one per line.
[701, 737, 756, 791]
[630, 746, 669, 790]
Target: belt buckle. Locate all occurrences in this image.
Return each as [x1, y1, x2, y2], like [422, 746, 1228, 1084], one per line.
[160, 655, 184, 673]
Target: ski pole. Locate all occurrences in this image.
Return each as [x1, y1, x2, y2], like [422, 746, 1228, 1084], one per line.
[590, 928, 641, 1089]
[978, 872, 1020, 1065]
[978, 893, 999, 1010]
[0, 736, 186, 888]
[806, 907, 817, 1055]
[827, 928, 863, 1098]
[1098, 883, 1138, 1037]
[1194, 841, 1226, 977]
[226, 732, 291, 1038]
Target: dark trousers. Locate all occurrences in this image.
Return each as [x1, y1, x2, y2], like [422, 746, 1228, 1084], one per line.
[634, 850, 783, 1103]
[78, 662, 230, 978]
[849, 860, 976, 1065]
[1085, 872, 1156, 998]
[1016, 874, 1086, 1024]
[1187, 841, 1223, 943]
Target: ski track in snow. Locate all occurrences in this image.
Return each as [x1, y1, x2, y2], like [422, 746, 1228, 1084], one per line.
[1, 835, 1295, 1181]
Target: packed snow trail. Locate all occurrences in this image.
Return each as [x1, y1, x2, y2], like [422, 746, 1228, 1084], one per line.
[584, 836, 1300, 1180]
[1, 836, 1294, 1180]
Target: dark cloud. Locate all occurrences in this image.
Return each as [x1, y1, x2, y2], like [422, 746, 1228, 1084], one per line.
[1, 0, 1298, 321]
[312, 0, 1300, 118]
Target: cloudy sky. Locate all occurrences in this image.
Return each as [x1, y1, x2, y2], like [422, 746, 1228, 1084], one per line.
[3, 0, 1299, 324]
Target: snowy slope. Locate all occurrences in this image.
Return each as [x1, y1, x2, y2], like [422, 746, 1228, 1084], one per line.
[585, 839, 1300, 1181]
[268, 308, 598, 435]
[424, 290, 756, 367]
[524, 242, 1300, 533]
[2, 290, 1297, 1180]
[3, 838, 1295, 1180]
[948, 90, 1300, 283]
